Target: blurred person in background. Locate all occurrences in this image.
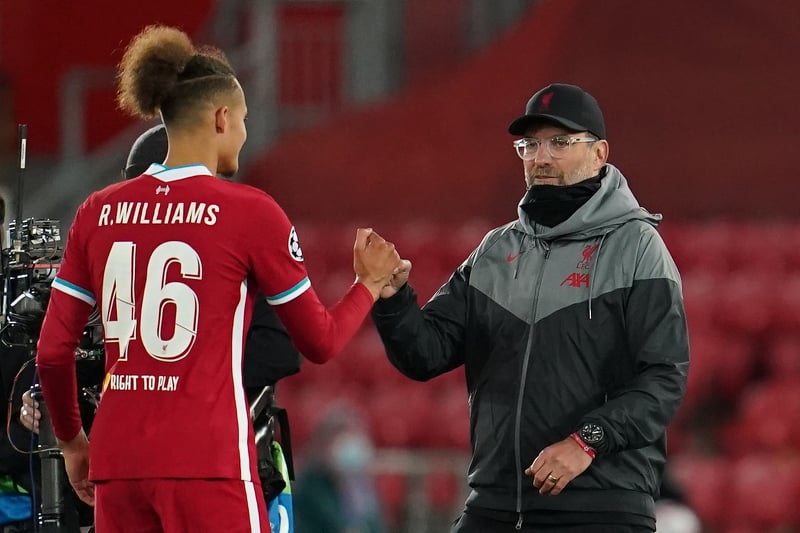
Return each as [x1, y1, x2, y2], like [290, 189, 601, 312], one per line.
[293, 403, 386, 533]
[653, 500, 700, 533]
[34, 24, 400, 532]
[653, 471, 700, 533]
[372, 83, 689, 532]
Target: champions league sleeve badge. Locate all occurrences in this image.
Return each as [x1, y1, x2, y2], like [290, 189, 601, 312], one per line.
[288, 227, 304, 262]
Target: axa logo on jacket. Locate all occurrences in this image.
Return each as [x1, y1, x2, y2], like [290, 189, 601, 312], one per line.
[560, 272, 590, 288]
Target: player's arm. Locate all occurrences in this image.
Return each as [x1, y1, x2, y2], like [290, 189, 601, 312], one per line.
[36, 279, 95, 442]
[35, 202, 96, 443]
[268, 229, 398, 364]
[371, 267, 468, 381]
[270, 283, 372, 364]
[252, 197, 398, 364]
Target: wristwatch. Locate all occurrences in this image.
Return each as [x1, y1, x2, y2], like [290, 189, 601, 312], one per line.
[579, 422, 605, 447]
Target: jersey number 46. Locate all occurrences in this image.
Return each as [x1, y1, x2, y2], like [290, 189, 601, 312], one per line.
[101, 241, 201, 362]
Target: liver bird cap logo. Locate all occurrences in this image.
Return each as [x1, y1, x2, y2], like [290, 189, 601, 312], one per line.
[538, 91, 554, 111]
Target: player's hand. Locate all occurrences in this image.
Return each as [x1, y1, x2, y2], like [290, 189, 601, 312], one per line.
[380, 259, 412, 299]
[524, 435, 593, 496]
[59, 430, 95, 506]
[353, 228, 401, 301]
[19, 389, 41, 434]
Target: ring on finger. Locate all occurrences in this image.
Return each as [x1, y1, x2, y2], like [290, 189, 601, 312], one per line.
[547, 474, 559, 483]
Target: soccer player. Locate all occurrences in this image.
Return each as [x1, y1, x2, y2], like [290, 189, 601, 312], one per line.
[35, 25, 400, 532]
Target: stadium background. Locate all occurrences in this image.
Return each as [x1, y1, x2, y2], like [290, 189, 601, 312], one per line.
[1, 1, 799, 531]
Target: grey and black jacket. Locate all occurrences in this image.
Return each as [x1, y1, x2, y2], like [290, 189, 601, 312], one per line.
[372, 164, 689, 522]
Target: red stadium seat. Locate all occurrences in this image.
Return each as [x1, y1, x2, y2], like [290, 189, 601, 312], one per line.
[723, 381, 800, 456]
[770, 278, 800, 333]
[424, 469, 461, 512]
[374, 472, 408, 529]
[733, 222, 794, 275]
[724, 455, 800, 530]
[763, 333, 800, 380]
[779, 223, 800, 271]
[367, 383, 435, 448]
[681, 271, 718, 333]
[714, 272, 774, 336]
[342, 331, 408, 389]
[684, 330, 756, 407]
[721, 526, 765, 533]
[669, 454, 731, 529]
[671, 221, 736, 275]
[424, 387, 470, 449]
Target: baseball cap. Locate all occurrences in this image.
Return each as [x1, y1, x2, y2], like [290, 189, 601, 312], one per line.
[124, 123, 168, 179]
[508, 83, 606, 139]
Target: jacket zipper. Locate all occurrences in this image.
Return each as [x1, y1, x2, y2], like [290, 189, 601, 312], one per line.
[513, 239, 551, 529]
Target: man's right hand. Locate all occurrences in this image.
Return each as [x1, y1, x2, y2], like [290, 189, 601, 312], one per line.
[20, 389, 41, 434]
[353, 228, 401, 301]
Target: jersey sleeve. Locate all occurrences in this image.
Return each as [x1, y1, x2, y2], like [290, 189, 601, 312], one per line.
[249, 197, 311, 305]
[36, 200, 96, 441]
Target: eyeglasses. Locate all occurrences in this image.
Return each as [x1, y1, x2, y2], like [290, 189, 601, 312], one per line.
[512, 135, 598, 160]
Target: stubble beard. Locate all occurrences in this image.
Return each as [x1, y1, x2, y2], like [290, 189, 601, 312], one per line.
[525, 156, 597, 187]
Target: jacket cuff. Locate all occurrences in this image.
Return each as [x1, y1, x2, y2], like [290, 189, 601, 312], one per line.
[372, 283, 415, 317]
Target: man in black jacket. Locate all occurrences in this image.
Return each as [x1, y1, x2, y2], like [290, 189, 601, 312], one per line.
[372, 83, 689, 533]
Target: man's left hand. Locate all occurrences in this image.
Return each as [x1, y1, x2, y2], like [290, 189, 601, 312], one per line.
[59, 430, 95, 506]
[524, 435, 593, 495]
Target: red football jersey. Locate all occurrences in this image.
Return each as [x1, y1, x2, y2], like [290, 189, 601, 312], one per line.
[36, 164, 372, 481]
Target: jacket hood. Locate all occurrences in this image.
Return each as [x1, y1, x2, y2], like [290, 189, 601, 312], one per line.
[515, 164, 662, 240]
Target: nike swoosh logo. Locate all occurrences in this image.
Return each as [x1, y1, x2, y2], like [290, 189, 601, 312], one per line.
[506, 254, 518, 262]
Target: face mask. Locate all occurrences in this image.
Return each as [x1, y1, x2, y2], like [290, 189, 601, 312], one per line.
[330, 433, 374, 473]
[521, 174, 602, 227]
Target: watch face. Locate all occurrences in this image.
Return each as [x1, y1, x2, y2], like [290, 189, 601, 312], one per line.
[581, 423, 604, 445]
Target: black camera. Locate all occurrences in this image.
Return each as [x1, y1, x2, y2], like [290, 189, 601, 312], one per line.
[2, 218, 99, 533]
[2, 218, 62, 340]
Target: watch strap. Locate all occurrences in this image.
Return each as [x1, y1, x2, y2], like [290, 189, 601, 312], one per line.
[570, 432, 597, 459]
